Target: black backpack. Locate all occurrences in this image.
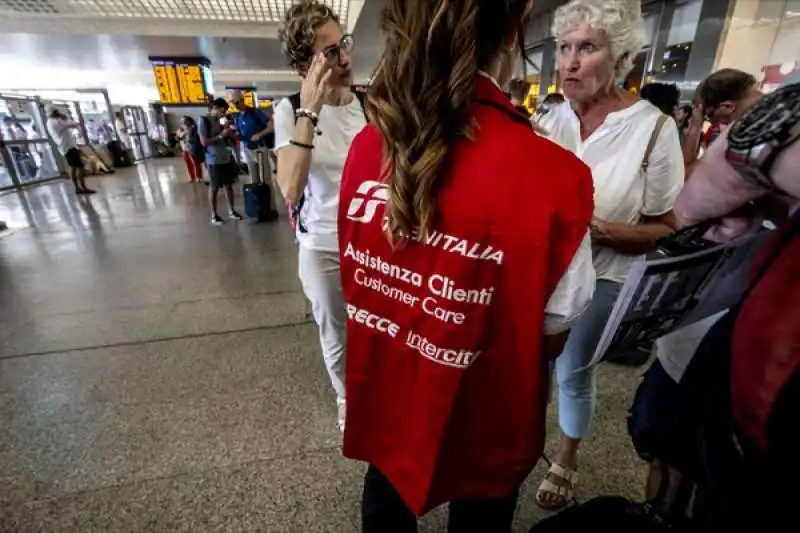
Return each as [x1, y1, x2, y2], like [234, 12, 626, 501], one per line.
[286, 89, 368, 234]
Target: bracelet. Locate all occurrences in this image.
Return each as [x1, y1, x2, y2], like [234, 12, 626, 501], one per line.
[289, 140, 314, 150]
[295, 108, 319, 127]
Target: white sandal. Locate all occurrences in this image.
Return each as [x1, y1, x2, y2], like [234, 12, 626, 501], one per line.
[535, 463, 577, 510]
[337, 399, 346, 433]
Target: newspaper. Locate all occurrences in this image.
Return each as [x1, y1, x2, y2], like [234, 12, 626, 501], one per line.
[589, 230, 773, 366]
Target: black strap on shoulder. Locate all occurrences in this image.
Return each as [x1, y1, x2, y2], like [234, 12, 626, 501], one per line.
[285, 88, 368, 234]
[286, 91, 306, 232]
[288, 92, 301, 120]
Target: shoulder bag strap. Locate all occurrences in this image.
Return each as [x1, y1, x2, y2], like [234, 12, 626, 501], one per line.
[642, 114, 668, 172]
[640, 114, 669, 221]
[288, 92, 302, 122]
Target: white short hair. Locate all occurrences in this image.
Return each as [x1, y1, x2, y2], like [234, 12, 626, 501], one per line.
[552, 0, 646, 78]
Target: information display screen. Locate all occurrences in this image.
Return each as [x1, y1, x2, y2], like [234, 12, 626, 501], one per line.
[149, 57, 211, 106]
[226, 88, 256, 113]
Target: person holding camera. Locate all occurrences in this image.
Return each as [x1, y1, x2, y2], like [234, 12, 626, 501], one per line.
[199, 98, 243, 225]
[46, 105, 94, 195]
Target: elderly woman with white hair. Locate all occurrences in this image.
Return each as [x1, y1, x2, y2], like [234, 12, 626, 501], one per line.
[536, 0, 684, 509]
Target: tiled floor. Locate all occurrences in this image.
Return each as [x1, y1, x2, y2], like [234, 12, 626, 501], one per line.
[0, 160, 646, 532]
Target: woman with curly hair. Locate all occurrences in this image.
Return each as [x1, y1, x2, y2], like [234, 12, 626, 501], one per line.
[274, 1, 366, 431]
[338, 0, 595, 530]
[535, 0, 684, 509]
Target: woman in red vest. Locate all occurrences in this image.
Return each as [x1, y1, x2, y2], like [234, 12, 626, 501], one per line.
[338, 1, 595, 530]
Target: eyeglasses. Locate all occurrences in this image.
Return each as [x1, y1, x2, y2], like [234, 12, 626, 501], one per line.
[322, 34, 355, 67]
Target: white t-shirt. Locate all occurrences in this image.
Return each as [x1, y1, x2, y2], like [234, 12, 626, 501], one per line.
[540, 100, 684, 282]
[46, 117, 78, 155]
[274, 95, 367, 252]
[544, 232, 595, 334]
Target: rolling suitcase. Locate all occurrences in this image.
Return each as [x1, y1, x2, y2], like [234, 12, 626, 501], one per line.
[107, 140, 133, 168]
[242, 149, 278, 222]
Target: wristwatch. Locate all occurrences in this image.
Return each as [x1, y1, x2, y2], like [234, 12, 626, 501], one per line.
[726, 81, 800, 189]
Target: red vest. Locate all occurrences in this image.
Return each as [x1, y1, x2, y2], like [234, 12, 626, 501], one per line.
[338, 76, 593, 515]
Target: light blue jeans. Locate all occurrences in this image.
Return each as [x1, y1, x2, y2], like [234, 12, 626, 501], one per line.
[555, 279, 622, 439]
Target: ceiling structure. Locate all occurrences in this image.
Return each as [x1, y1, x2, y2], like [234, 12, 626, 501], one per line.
[0, 0, 374, 104]
[0, 0, 349, 21]
[0, 0, 357, 37]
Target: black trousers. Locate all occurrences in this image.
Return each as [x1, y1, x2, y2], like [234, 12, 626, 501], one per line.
[362, 465, 519, 533]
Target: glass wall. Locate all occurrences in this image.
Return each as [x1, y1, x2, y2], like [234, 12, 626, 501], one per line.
[716, 0, 800, 92]
[122, 106, 152, 161]
[20, 89, 118, 146]
[660, 0, 704, 81]
[0, 94, 62, 190]
[623, 0, 705, 92]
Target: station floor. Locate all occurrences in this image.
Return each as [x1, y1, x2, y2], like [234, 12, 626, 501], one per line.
[1, 159, 645, 532]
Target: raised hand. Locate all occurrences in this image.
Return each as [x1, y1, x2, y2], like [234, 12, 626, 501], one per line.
[300, 52, 334, 114]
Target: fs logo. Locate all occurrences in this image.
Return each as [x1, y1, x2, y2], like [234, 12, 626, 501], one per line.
[346, 180, 389, 224]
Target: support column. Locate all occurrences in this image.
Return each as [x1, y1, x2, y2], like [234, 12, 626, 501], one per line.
[538, 37, 557, 96]
[646, 0, 678, 81]
[684, 0, 734, 83]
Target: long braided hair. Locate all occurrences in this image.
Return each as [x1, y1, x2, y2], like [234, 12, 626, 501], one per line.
[367, 0, 531, 241]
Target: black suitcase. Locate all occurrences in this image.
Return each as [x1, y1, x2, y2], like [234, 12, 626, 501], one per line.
[107, 140, 133, 168]
[242, 150, 278, 222]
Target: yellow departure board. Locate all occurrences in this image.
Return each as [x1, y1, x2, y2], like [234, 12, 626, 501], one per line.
[150, 57, 211, 106]
[227, 89, 256, 113]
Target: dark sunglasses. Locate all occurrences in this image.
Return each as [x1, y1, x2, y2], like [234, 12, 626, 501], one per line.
[322, 34, 355, 67]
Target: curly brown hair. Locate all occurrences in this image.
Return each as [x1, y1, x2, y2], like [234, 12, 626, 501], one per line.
[368, 0, 530, 241]
[279, 1, 340, 71]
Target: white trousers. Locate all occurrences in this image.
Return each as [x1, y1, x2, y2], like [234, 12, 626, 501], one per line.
[298, 246, 346, 402]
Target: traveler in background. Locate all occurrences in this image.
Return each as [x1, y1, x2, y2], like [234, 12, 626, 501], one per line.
[675, 104, 692, 128]
[668, 73, 800, 531]
[187, 116, 206, 182]
[8, 122, 37, 181]
[628, 66, 787, 507]
[46, 105, 95, 195]
[675, 103, 692, 147]
[542, 92, 566, 110]
[231, 90, 274, 185]
[535, 92, 566, 120]
[640, 82, 681, 116]
[536, 0, 683, 509]
[114, 111, 130, 149]
[96, 121, 113, 145]
[684, 68, 762, 166]
[176, 116, 203, 183]
[198, 98, 243, 225]
[509, 78, 532, 116]
[339, 0, 595, 530]
[274, 0, 366, 430]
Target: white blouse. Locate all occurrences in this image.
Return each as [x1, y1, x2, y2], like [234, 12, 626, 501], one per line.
[539, 100, 685, 283]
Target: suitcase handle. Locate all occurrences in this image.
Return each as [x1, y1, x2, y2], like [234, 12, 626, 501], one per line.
[255, 149, 265, 185]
